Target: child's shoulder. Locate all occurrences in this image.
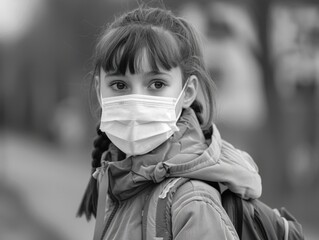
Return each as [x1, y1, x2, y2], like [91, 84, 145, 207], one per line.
[147, 178, 222, 211]
[143, 178, 237, 240]
[172, 179, 221, 209]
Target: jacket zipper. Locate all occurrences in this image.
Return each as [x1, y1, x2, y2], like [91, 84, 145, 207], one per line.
[100, 193, 120, 240]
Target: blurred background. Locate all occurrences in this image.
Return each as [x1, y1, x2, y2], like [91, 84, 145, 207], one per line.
[1, 0, 318, 239]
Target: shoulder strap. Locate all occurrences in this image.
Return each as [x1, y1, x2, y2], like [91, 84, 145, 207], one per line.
[142, 178, 221, 240]
[221, 189, 243, 239]
[142, 177, 189, 240]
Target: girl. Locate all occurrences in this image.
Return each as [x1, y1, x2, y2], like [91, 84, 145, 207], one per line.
[78, 5, 262, 240]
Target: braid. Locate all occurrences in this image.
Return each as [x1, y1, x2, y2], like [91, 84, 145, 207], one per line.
[77, 124, 111, 220]
[92, 127, 110, 167]
[190, 100, 213, 140]
[190, 100, 203, 125]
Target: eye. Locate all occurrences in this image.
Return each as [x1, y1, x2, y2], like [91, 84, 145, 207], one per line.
[149, 80, 166, 90]
[110, 81, 127, 91]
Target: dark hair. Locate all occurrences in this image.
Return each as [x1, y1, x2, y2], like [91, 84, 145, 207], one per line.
[78, 5, 216, 220]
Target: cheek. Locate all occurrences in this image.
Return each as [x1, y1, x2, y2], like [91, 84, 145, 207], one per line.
[169, 68, 184, 97]
[100, 81, 115, 98]
[173, 85, 183, 98]
[100, 83, 107, 98]
[172, 79, 184, 97]
[161, 82, 182, 98]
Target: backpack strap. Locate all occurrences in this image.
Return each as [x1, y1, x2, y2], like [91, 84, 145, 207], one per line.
[142, 177, 190, 240]
[142, 178, 221, 240]
[221, 190, 243, 239]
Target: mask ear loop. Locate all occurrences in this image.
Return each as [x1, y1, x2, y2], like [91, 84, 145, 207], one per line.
[100, 88, 104, 104]
[175, 78, 190, 118]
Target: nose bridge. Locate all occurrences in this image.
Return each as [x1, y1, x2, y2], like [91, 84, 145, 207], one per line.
[130, 76, 145, 95]
[131, 85, 144, 95]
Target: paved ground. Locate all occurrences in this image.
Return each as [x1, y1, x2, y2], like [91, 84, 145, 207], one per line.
[0, 130, 318, 240]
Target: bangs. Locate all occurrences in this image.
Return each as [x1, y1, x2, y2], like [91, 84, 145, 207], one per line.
[95, 25, 182, 75]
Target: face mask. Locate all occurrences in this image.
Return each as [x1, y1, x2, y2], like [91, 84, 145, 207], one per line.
[99, 82, 188, 156]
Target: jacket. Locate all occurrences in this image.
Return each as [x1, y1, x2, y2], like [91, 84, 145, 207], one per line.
[93, 108, 262, 240]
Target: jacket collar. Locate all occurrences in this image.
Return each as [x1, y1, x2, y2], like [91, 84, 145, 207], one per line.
[97, 107, 262, 201]
[103, 108, 210, 200]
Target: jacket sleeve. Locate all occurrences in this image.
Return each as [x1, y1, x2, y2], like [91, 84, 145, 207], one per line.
[171, 181, 239, 240]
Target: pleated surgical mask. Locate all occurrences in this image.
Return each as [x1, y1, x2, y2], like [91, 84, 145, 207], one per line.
[99, 81, 188, 156]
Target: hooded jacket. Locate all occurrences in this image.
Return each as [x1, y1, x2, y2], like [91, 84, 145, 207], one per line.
[93, 108, 262, 240]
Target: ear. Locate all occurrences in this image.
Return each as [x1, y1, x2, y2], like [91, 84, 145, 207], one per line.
[182, 75, 199, 108]
[94, 75, 101, 106]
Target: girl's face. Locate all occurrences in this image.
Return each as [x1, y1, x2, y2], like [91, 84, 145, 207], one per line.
[99, 51, 183, 99]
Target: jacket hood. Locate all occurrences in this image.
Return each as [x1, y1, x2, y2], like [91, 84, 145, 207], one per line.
[96, 108, 261, 201]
